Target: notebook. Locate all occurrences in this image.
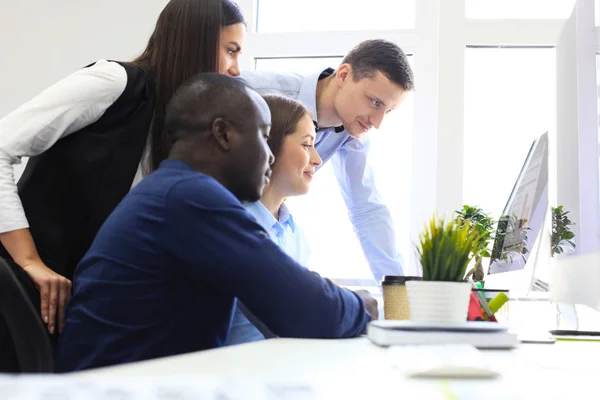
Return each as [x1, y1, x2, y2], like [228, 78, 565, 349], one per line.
[367, 320, 520, 349]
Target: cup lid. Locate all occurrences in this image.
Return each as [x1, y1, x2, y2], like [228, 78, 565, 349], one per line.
[381, 275, 422, 285]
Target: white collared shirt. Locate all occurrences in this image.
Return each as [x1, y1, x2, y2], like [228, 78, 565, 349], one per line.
[0, 59, 130, 233]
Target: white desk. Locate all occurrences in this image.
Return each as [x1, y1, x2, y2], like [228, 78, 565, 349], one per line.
[75, 337, 600, 399]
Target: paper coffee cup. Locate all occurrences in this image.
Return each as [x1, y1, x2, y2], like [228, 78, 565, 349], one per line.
[381, 275, 422, 320]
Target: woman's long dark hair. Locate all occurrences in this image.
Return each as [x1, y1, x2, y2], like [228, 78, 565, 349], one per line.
[132, 0, 245, 172]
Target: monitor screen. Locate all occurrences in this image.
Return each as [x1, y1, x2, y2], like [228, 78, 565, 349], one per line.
[489, 132, 549, 274]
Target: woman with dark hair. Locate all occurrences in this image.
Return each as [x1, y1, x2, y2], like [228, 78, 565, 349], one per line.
[227, 94, 323, 345]
[0, 0, 245, 367]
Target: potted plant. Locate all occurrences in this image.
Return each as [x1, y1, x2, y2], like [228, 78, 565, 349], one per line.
[407, 215, 481, 323]
[455, 205, 495, 283]
[551, 205, 576, 256]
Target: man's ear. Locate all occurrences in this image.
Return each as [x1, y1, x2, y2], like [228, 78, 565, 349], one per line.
[336, 63, 353, 86]
[211, 118, 237, 151]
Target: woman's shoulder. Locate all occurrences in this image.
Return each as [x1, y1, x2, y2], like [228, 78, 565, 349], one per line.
[82, 59, 128, 80]
[81, 60, 154, 104]
[54, 59, 130, 101]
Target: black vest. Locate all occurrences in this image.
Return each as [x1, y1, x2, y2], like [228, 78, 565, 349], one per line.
[0, 62, 155, 280]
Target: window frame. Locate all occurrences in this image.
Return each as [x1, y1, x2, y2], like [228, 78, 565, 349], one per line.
[236, 0, 599, 279]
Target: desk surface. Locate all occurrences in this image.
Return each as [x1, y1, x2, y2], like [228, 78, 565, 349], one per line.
[75, 336, 600, 398]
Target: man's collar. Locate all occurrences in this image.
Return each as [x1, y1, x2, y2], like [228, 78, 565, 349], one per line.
[298, 69, 324, 121]
[298, 68, 344, 133]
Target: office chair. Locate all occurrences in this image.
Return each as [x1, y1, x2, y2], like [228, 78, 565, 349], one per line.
[0, 258, 54, 372]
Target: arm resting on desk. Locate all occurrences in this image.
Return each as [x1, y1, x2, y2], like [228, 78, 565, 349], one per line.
[165, 182, 372, 339]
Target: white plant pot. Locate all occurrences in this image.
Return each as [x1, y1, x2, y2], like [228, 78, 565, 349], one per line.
[406, 281, 472, 323]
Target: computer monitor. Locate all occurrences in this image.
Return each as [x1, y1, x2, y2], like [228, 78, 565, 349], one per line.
[485, 132, 550, 295]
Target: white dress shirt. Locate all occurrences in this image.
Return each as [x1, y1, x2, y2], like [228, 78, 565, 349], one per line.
[0, 60, 134, 234]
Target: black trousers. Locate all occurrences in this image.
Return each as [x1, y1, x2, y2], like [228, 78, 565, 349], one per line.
[0, 258, 57, 372]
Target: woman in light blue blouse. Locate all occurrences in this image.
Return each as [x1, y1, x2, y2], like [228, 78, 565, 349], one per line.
[227, 94, 322, 345]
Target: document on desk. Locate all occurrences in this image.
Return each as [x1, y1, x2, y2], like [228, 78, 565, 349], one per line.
[0, 375, 318, 400]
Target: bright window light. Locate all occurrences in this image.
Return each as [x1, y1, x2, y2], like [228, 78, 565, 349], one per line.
[466, 0, 576, 19]
[256, 0, 415, 32]
[463, 47, 556, 221]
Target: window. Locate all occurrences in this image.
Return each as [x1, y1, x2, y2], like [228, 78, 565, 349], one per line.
[239, 0, 599, 287]
[256, 0, 415, 32]
[465, 0, 576, 19]
[255, 57, 343, 75]
[463, 47, 556, 221]
[254, 56, 414, 282]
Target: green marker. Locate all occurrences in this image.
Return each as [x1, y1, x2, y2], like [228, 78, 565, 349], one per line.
[488, 292, 509, 314]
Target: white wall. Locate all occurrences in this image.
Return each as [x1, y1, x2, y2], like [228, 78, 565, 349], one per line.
[0, 1, 168, 118]
[0, 1, 168, 178]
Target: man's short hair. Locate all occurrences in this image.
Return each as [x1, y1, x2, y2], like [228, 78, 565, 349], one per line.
[164, 73, 255, 144]
[341, 39, 414, 91]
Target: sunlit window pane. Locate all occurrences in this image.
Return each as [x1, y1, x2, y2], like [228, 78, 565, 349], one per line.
[255, 57, 343, 76]
[463, 48, 555, 221]
[257, 0, 415, 32]
[466, 0, 576, 19]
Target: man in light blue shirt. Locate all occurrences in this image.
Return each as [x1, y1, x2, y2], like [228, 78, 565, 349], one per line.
[242, 39, 415, 282]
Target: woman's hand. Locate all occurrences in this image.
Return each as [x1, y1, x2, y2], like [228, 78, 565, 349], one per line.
[22, 261, 72, 334]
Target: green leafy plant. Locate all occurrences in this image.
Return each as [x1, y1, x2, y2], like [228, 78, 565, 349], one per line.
[454, 205, 495, 283]
[551, 205, 576, 256]
[490, 213, 530, 263]
[418, 215, 481, 282]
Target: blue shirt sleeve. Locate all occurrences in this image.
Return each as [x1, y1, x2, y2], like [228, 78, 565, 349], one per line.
[164, 178, 372, 339]
[330, 135, 404, 282]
